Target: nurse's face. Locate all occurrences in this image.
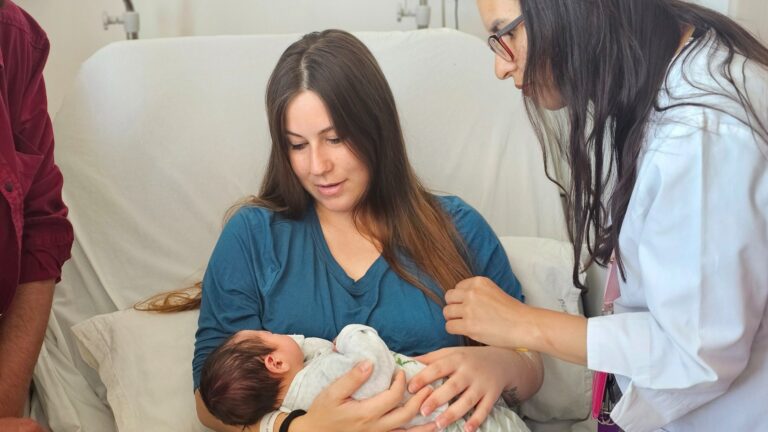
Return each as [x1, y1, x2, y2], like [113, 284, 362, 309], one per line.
[477, 0, 565, 110]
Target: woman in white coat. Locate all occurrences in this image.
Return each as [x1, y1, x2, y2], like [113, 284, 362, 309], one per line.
[438, 1, 768, 430]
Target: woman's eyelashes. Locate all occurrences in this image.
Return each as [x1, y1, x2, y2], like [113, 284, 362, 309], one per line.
[288, 137, 343, 150]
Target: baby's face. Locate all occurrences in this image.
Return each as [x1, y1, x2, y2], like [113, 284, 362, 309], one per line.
[234, 330, 304, 369]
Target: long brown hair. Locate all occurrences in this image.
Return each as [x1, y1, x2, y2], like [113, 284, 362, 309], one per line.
[518, 0, 768, 289]
[138, 30, 472, 311]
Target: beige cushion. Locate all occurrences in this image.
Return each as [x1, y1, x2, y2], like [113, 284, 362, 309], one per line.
[72, 310, 208, 432]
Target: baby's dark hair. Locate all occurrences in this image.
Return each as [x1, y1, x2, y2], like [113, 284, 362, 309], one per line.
[199, 333, 283, 427]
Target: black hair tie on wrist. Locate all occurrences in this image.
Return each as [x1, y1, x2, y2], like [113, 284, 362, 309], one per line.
[279, 409, 307, 432]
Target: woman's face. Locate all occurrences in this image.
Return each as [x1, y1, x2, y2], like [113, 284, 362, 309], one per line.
[285, 90, 370, 219]
[476, 0, 565, 110]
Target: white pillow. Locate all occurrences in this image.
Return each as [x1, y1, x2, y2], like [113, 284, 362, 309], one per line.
[72, 236, 590, 430]
[72, 309, 209, 432]
[499, 236, 592, 423]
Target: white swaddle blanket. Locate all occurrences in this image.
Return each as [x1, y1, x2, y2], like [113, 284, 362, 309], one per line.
[280, 324, 531, 431]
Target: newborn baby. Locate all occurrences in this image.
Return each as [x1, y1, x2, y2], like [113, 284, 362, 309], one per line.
[199, 324, 530, 431]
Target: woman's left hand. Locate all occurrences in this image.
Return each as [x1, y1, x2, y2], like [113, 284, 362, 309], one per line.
[407, 346, 518, 432]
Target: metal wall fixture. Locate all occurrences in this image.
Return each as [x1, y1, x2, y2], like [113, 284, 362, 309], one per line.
[397, 0, 431, 29]
[397, 0, 461, 30]
[103, 0, 140, 40]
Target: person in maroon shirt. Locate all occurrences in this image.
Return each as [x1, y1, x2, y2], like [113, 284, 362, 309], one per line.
[0, 0, 74, 430]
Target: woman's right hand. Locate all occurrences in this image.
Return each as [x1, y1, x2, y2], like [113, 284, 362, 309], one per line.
[289, 361, 435, 432]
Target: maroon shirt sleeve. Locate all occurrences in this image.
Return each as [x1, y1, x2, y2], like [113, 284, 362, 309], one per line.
[2, 3, 74, 285]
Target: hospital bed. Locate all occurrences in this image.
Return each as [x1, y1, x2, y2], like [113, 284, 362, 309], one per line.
[33, 29, 597, 432]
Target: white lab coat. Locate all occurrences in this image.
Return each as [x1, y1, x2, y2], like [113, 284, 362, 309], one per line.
[587, 32, 768, 431]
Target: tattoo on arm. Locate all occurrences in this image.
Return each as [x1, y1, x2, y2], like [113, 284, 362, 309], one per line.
[501, 387, 521, 409]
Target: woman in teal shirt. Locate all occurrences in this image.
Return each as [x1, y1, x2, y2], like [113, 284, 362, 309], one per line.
[189, 30, 543, 432]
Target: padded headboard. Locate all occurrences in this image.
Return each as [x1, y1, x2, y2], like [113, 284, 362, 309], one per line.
[38, 30, 567, 431]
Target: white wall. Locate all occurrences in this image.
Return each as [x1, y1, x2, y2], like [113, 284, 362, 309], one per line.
[731, 0, 768, 42]
[699, 0, 768, 41]
[152, 0, 484, 37]
[15, 0, 125, 116]
[16, 0, 484, 114]
[14, 0, 768, 116]
[699, 0, 730, 13]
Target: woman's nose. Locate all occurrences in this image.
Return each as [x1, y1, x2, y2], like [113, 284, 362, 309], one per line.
[310, 144, 331, 175]
[494, 54, 517, 80]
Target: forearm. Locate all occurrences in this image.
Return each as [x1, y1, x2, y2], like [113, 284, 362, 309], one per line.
[0, 280, 54, 417]
[283, 414, 309, 432]
[523, 306, 587, 366]
[494, 347, 544, 404]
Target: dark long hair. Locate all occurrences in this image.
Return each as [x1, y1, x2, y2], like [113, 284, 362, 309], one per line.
[519, 0, 768, 288]
[138, 30, 473, 311]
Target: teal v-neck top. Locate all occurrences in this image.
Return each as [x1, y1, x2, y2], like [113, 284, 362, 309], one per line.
[193, 195, 521, 389]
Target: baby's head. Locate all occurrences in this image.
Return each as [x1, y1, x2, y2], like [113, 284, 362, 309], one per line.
[199, 330, 304, 426]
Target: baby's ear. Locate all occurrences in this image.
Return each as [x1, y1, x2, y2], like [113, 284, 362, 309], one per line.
[264, 354, 289, 374]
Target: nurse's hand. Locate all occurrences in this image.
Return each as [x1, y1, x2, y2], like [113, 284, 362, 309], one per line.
[445, 276, 588, 366]
[443, 276, 529, 349]
[408, 346, 519, 432]
[291, 361, 433, 432]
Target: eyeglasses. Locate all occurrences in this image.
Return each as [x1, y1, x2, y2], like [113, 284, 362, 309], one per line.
[487, 15, 525, 62]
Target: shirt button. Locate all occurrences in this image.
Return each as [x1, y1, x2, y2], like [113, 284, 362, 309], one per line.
[3, 182, 12, 192]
